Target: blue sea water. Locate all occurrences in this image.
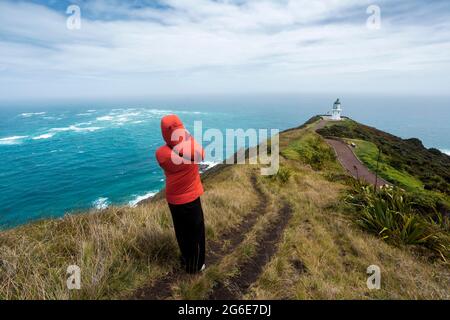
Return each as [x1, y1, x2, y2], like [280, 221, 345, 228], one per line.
[1, 94, 449, 228]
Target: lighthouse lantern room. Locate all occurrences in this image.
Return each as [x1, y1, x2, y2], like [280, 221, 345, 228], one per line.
[331, 99, 342, 121]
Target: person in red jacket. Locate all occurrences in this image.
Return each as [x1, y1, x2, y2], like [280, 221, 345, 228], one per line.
[155, 115, 206, 274]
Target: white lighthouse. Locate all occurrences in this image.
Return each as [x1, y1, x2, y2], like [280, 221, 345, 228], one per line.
[331, 98, 342, 121]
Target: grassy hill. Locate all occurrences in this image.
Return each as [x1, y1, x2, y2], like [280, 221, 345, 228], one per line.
[317, 119, 450, 219]
[0, 117, 449, 300]
[317, 118, 450, 195]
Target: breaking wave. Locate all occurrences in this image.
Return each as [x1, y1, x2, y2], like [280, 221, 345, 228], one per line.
[0, 135, 28, 145]
[93, 197, 110, 210]
[20, 112, 46, 118]
[33, 133, 54, 140]
[128, 192, 157, 207]
[50, 125, 102, 133]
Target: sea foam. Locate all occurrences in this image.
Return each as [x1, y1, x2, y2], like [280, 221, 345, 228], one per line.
[20, 112, 46, 118]
[96, 116, 114, 121]
[200, 161, 220, 173]
[50, 125, 102, 133]
[0, 135, 28, 145]
[93, 197, 109, 210]
[30, 125, 102, 141]
[128, 192, 157, 208]
[33, 133, 54, 140]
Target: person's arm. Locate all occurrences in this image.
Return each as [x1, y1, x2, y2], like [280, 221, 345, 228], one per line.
[156, 146, 188, 173]
[172, 135, 204, 163]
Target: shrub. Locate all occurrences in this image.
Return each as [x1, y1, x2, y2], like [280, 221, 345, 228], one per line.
[269, 166, 292, 185]
[276, 167, 292, 184]
[346, 182, 450, 261]
[285, 135, 336, 170]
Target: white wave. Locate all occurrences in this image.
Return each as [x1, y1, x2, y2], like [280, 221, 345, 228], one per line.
[92, 108, 204, 128]
[77, 113, 92, 116]
[145, 109, 174, 115]
[0, 135, 28, 145]
[200, 161, 220, 170]
[50, 125, 102, 133]
[33, 133, 54, 140]
[20, 112, 46, 118]
[128, 192, 157, 208]
[93, 197, 109, 210]
[87, 109, 96, 112]
[96, 110, 143, 124]
[96, 115, 114, 121]
[118, 112, 141, 120]
[30, 124, 102, 141]
[441, 149, 450, 156]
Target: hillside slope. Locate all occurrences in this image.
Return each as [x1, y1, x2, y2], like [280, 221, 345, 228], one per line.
[0, 118, 449, 299]
[317, 118, 450, 195]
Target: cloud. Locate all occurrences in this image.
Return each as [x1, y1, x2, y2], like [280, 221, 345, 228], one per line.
[0, 0, 450, 101]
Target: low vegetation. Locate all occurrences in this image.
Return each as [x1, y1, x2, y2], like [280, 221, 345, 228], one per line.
[270, 165, 292, 184]
[346, 182, 450, 261]
[281, 132, 337, 171]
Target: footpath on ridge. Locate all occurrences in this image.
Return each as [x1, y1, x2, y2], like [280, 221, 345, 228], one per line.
[315, 118, 390, 188]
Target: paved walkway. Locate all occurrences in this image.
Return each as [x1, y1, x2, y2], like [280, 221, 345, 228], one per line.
[315, 119, 390, 188]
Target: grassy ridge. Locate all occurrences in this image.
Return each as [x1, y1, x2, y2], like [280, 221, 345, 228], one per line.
[317, 119, 450, 195]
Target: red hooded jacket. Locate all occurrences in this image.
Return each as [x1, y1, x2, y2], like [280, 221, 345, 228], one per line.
[155, 115, 205, 205]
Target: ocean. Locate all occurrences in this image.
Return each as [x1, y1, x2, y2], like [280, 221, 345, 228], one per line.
[1, 94, 449, 228]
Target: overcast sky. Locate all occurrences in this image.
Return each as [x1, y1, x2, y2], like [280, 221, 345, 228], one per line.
[1, 0, 450, 102]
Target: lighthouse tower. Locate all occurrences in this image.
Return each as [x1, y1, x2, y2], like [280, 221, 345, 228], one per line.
[331, 98, 342, 121]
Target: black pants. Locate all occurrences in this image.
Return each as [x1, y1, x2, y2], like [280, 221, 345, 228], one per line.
[168, 197, 206, 274]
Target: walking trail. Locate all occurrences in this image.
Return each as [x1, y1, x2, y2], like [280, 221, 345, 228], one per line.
[315, 118, 390, 188]
[131, 171, 293, 300]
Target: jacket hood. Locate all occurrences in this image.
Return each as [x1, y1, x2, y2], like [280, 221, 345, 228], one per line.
[161, 114, 186, 147]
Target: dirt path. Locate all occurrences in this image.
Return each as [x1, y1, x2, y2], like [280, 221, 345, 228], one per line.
[315, 119, 389, 188]
[207, 175, 268, 265]
[315, 118, 329, 131]
[208, 202, 293, 300]
[325, 139, 389, 187]
[131, 173, 269, 300]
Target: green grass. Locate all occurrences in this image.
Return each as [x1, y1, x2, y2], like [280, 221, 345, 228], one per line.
[347, 139, 423, 190]
[281, 132, 336, 171]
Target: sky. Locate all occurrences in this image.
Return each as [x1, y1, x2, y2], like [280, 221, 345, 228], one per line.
[1, 0, 450, 103]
